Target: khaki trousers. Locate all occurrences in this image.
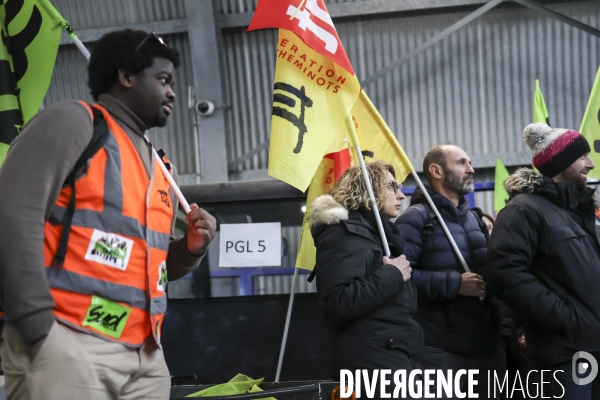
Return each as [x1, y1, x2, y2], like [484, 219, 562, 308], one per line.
[0, 321, 170, 400]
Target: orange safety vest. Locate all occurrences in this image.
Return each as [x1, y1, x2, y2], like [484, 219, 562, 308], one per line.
[43, 102, 174, 346]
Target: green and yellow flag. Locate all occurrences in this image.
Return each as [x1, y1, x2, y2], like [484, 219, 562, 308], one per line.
[0, 0, 66, 165]
[580, 66, 600, 180]
[532, 79, 550, 125]
[494, 157, 510, 216]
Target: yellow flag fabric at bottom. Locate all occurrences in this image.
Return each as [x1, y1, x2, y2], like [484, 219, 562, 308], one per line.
[296, 156, 338, 271]
[580, 66, 600, 180]
[350, 90, 414, 183]
[267, 29, 360, 191]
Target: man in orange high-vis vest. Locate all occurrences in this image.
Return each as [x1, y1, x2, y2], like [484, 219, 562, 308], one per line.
[0, 29, 216, 400]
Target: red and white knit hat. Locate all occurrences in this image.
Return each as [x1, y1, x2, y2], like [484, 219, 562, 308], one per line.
[523, 123, 590, 178]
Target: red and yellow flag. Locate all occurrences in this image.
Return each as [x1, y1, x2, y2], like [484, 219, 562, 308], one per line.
[296, 90, 414, 270]
[248, 0, 360, 191]
[296, 148, 351, 270]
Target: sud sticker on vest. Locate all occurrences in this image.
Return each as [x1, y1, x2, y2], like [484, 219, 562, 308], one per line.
[85, 229, 134, 271]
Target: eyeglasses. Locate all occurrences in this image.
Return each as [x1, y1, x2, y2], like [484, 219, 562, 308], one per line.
[131, 32, 167, 56]
[387, 181, 402, 193]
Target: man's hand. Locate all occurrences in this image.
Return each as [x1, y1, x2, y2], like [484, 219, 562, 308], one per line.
[458, 272, 486, 297]
[185, 203, 216, 256]
[383, 255, 412, 282]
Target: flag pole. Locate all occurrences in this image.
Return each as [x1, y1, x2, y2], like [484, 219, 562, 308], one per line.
[68, 34, 191, 214]
[274, 265, 299, 382]
[410, 170, 471, 273]
[345, 118, 391, 257]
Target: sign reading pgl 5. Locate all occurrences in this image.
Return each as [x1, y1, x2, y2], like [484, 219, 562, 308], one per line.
[219, 222, 282, 267]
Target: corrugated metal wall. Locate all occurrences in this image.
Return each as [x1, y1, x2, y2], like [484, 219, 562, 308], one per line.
[223, 1, 600, 173]
[218, 0, 363, 15]
[52, 0, 186, 28]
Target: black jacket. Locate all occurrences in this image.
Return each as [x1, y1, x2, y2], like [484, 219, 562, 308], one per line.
[395, 184, 501, 356]
[487, 169, 600, 366]
[310, 195, 423, 373]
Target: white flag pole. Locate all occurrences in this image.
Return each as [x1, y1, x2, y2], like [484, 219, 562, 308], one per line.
[149, 142, 192, 214]
[345, 118, 391, 257]
[354, 143, 391, 257]
[410, 170, 471, 273]
[68, 34, 191, 214]
[411, 170, 483, 301]
[274, 266, 299, 382]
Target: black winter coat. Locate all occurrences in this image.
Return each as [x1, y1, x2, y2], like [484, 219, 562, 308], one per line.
[487, 169, 600, 366]
[395, 184, 501, 356]
[310, 195, 424, 373]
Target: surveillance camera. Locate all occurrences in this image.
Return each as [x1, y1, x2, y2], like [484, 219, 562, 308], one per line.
[195, 100, 215, 116]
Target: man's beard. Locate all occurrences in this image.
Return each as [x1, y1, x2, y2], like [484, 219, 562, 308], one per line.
[444, 170, 474, 195]
[560, 167, 588, 190]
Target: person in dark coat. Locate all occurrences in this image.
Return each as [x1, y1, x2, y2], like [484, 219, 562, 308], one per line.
[487, 123, 600, 399]
[310, 161, 423, 397]
[395, 145, 504, 398]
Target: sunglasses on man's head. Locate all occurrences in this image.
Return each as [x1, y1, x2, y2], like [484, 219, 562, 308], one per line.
[132, 32, 167, 56]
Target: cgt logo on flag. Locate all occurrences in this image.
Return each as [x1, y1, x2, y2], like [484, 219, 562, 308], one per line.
[273, 82, 313, 154]
[248, 0, 354, 75]
[286, 0, 337, 54]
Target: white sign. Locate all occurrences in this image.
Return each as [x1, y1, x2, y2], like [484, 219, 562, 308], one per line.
[219, 223, 282, 267]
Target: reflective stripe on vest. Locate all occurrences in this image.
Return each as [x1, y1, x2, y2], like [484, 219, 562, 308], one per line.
[43, 102, 174, 346]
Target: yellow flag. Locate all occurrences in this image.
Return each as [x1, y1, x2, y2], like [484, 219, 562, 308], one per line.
[267, 29, 360, 191]
[295, 155, 338, 271]
[350, 90, 414, 182]
[580, 66, 600, 180]
[296, 90, 414, 270]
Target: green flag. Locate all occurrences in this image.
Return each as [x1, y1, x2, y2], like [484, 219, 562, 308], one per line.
[533, 79, 550, 125]
[494, 157, 510, 216]
[580, 66, 600, 180]
[0, 0, 66, 165]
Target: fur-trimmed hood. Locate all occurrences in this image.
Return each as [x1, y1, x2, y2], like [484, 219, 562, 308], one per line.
[308, 195, 348, 229]
[503, 168, 544, 194]
[504, 168, 600, 210]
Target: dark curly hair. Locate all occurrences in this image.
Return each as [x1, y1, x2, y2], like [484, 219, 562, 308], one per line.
[88, 29, 181, 101]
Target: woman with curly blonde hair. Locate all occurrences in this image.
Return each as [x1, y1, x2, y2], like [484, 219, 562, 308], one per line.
[309, 160, 423, 393]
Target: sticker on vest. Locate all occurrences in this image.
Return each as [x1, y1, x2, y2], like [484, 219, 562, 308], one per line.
[85, 230, 134, 271]
[82, 296, 131, 339]
[157, 261, 168, 292]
